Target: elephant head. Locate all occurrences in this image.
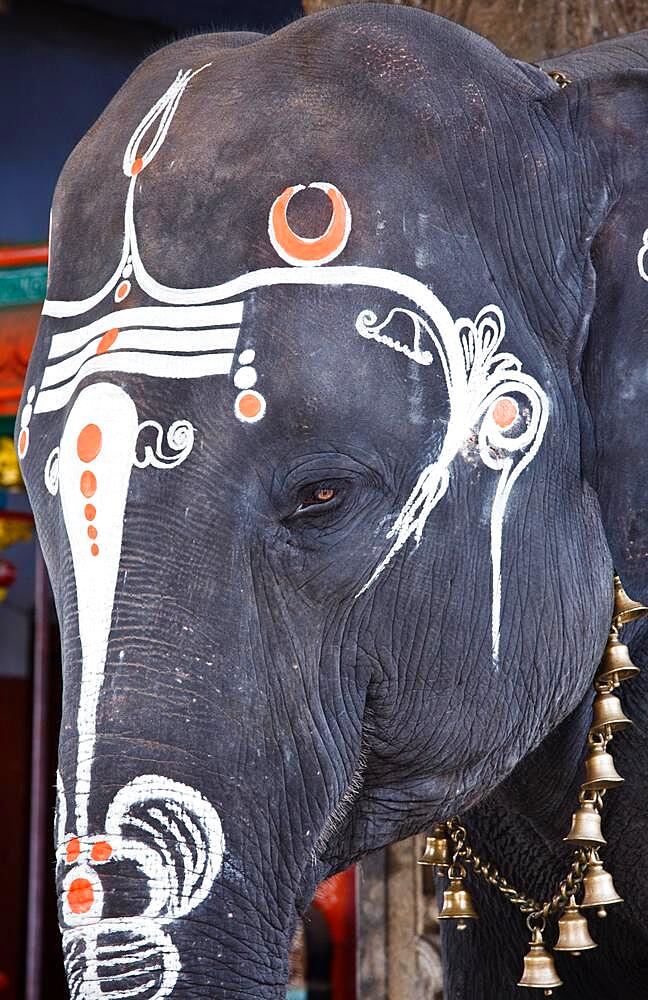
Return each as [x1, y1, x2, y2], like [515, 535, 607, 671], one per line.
[19, 7, 648, 997]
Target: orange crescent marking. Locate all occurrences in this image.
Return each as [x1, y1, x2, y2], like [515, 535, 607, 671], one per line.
[269, 183, 350, 266]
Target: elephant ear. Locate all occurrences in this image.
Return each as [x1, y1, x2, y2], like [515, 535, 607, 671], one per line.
[542, 71, 648, 595]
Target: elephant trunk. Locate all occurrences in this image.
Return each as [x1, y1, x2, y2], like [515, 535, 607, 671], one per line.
[54, 597, 347, 998]
[55, 757, 309, 998]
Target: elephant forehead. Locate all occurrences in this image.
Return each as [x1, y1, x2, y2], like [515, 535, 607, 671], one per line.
[234, 284, 452, 431]
[44, 17, 493, 305]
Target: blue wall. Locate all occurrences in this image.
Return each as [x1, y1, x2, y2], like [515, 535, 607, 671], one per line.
[1, 0, 301, 243]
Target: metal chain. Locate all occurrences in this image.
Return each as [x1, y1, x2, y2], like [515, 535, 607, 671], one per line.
[446, 817, 590, 919]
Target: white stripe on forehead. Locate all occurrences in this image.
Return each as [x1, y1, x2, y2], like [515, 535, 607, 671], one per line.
[35, 350, 235, 414]
[48, 303, 244, 359]
[43, 329, 239, 389]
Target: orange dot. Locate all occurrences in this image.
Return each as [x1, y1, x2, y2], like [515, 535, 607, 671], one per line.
[84, 504, 96, 522]
[90, 543, 99, 557]
[18, 428, 28, 457]
[96, 328, 119, 355]
[77, 424, 102, 463]
[492, 397, 518, 429]
[238, 393, 262, 420]
[131, 157, 143, 176]
[91, 840, 112, 862]
[80, 470, 97, 498]
[66, 837, 80, 863]
[67, 877, 94, 914]
[87, 525, 98, 540]
[116, 281, 130, 301]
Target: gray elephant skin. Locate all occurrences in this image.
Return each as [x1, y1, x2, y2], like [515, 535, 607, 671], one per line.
[18, 5, 648, 998]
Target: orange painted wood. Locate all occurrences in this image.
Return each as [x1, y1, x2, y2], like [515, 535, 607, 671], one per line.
[314, 867, 356, 1000]
[0, 246, 48, 269]
[0, 304, 40, 415]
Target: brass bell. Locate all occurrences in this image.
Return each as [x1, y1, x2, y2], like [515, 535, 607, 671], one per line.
[580, 850, 623, 916]
[563, 795, 606, 847]
[438, 873, 478, 930]
[518, 926, 563, 994]
[554, 896, 597, 954]
[590, 687, 632, 734]
[581, 738, 624, 791]
[418, 823, 450, 868]
[613, 574, 648, 627]
[597, 632, 640, 687]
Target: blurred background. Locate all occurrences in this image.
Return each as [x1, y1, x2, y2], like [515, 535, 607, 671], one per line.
[1, 0, 642, 997]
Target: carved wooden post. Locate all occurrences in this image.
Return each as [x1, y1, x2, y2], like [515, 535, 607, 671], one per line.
[357, 837, 443, 999]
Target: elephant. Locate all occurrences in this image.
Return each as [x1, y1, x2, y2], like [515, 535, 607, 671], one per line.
[17, 4, 648, 997]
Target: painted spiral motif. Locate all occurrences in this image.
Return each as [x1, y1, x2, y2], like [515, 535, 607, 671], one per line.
[134, 419, 195, 470]
[57, 774, 225, 1000]
[44, 446, 60, 496]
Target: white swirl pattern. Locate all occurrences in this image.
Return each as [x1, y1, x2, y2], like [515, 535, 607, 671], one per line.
[356, 304, 548, 665]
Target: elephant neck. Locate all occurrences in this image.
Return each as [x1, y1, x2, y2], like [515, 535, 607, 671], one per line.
[491, 688, 593, 845]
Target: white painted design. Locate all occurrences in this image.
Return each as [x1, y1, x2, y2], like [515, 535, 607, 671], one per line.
[18, 385, 37, 459]
[233, 365, 257, 389]
[48, 304, 244, 359]
[237, 349, 255, 365]
[59, 775, 224, 999]
[42, 331, 238, 390]
[356, 305, 548, 664]
[36, 303, 243, 416]
[59, 383, 140, 836]
[638, 228, 648, 281]
[64, 918, 179, 1000]
[114, 279, 131, 303]
[54, 381, 220, 997]
[234, 389, 266, 423]
[134, 420, 195, 469]
[58, 383, 196, 834]
[35, 352, 234, 415]
[42, 66, 210, 323]
[122, 66, 211, 179]
[356, 307, 437, 366]
[56, 769, 67, 845]
[44, 446, 60, 495]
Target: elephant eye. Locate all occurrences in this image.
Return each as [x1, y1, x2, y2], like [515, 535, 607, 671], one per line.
[294, 482, 339, 515]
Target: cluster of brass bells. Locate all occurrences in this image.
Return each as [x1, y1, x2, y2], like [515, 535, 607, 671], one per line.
[419, 575, 647, 994]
